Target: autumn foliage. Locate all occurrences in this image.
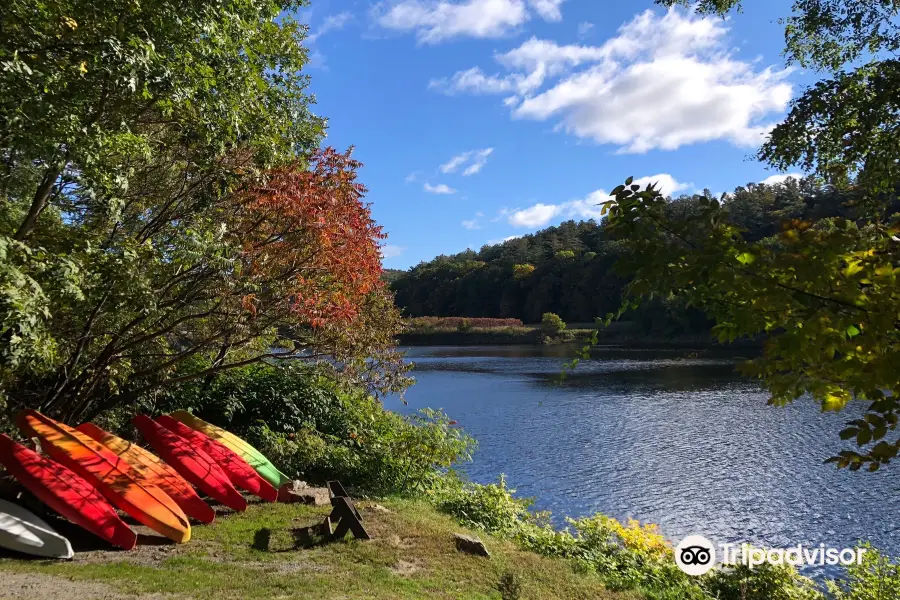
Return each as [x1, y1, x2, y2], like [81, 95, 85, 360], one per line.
[236, 148, 386, 330]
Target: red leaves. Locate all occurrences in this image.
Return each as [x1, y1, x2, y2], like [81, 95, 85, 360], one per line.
[234, 147, 386, 330]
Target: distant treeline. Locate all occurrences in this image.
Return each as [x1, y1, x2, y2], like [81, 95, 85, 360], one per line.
[390, 178, 875, 335]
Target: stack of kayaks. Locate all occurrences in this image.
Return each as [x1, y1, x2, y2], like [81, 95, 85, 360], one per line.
[0, 409, 293, 558]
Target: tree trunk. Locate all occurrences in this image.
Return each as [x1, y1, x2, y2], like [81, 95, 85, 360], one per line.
[13, 162, 63, 241]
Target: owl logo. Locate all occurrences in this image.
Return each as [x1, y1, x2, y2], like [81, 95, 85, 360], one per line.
[675, 535, 716, 576]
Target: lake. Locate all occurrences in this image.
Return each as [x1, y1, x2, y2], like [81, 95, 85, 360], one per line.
[386, 345, 899, 571]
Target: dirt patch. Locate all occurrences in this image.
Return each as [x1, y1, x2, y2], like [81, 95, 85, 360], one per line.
[386, 534, 416, 549]
[390, 559, 424, 576]
[0, 572, 183, 600]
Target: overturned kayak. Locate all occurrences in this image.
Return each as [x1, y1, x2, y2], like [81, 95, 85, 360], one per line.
[0, 434, 136, 550]
[168, 411, 291, 490]
[132, 416, 246, 512]
[156, 415, 277, 503]
[76, 423, 215, 524]
[17, 410, 191, 544]
[0, 498, 74, 559]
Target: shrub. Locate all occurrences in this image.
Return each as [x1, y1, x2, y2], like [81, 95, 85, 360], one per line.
[431, 474, 532, 534]
[540, 312, 566, 335]
[512, 263, 535, 279]
[456, 318, 471, 332]
[406, 317, 524, 331]
[827, 544, 900, 600]
[154, 363, 476, 495]
[704, 563, 823, 600]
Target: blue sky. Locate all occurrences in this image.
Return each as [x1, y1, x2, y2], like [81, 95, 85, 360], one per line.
[299, 0, 809, 269]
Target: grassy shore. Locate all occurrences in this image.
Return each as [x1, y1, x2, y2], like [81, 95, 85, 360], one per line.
[0, 498, 631, 600]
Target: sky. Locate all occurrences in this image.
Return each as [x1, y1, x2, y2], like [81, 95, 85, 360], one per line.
[298, 0, 809, 269]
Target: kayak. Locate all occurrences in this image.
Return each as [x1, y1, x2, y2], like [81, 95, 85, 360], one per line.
[0, 434, 136, 550]
[168, 411, 292, 490]
[76, 423, 215, 524]
[132, 416, 247, 512]
[0, 498, 73, 559]
[16, 410, 191, 544]
[156, 415, 277, 502]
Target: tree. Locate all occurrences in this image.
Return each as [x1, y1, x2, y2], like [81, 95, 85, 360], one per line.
[541, 312, 566, 336]
[603, 0, 900, 471]
[0, 0, 406, 422]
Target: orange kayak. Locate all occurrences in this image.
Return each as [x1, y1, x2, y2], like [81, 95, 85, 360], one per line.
[17, 410, 191, 543]
[76, 423, 215, 524]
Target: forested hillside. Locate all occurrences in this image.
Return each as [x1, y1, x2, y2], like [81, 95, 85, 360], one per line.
[390, 177, 873, 333]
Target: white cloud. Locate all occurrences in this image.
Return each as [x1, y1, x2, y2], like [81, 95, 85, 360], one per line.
[424, 182, 458, 194]
[307, 12, 353, 44]
[577, 21, 594, 38]
[760, 173, 803, 185]
[405, 171, 421, 183]
[373, 0, 565, 44]
[507, 173, 690, 228]
[487, 235, 522, 244]
[462, 219, 481, 229]
[528, 0, 565, 21]
[508, 203, 562, 227]
[440, 148, 494, 175]
[381, 245, 406, 258]
[629, 173, 692, 197]
[432, 9, 793, 153]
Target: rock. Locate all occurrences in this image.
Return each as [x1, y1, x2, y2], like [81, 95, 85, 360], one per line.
[366, 503, 391, 514]
[453, 533, 490, 558]
[278, 481, 330, 505]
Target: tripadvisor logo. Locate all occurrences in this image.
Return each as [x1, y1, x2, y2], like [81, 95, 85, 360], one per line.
[675, 535, 716, 576]
[674, 534, 868, 576]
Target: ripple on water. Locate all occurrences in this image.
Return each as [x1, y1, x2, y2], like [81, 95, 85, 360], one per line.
[391, 346, 900, 578]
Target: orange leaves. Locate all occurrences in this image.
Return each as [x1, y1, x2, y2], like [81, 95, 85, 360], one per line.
[232, 147, 386, 331]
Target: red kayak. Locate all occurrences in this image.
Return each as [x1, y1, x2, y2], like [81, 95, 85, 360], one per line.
[0, 434, 136, 550]
[132, 416, 247, 512]
[76, 423, 216, 524]
[156, 415, 277, 502]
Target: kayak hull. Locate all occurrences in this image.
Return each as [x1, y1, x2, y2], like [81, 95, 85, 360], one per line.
[0, 498, 74, 559]
[76, 423, 215, 524]
[132, 416, 247, 512]
[0, 434, 136, 550]
[156, 415, 277, 503]
[169, 411, 291, 491]
[16, 410, 190, 544]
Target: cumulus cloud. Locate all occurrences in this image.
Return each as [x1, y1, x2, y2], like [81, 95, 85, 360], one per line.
[440, 148, 494, 175]
[507, 173, 689, 228]
[760, 173, 803, 185]
[381, 245, 406, 258]
[462, 219, 481, 229]
[373, 0, 565, 44]
[432, 9, 793, 153]
[424, 182, 458, 194]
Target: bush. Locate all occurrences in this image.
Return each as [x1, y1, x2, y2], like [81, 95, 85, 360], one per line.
[704, 563, 823, 600]
[406, 317, 524, 331]
[540, 312, 566, 335]
[827, 544, 900, 600]
[154, 363, 476, 495]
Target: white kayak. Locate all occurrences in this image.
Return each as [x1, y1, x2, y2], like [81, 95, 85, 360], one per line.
[0, 498, 73, 559]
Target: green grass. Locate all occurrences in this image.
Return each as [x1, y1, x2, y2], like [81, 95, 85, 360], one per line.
[0, 499, 635, 600]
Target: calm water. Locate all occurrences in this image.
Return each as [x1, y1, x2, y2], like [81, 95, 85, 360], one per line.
[386, 345, 899, 570]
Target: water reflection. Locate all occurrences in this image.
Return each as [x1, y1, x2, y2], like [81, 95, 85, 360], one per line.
[389, 345, 899, 576]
